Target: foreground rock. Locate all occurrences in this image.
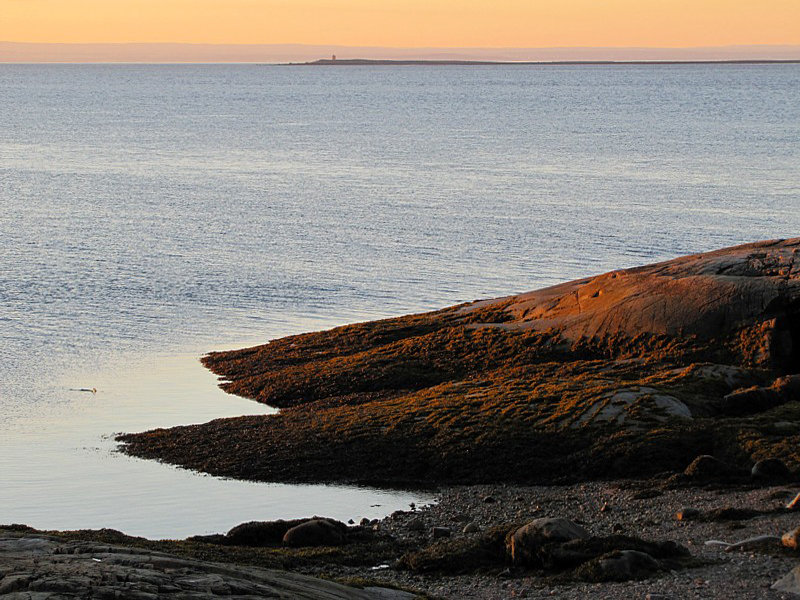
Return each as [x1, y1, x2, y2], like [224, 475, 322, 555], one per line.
[0, 530, 412, 599]
[7, 481, 800, 600]
[119, 238, 800, 486]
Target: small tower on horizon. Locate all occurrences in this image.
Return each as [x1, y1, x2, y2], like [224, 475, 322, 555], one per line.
[332, 54, 337, 61]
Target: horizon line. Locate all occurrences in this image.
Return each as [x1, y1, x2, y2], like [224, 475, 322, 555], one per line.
[3, 42, 800, 64]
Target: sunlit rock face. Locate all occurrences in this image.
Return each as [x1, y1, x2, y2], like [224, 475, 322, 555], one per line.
[120, 239, 800, 486]
[470, 237, 800, 370]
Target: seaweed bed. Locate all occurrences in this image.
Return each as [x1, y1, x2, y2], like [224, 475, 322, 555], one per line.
[118, 238, 800, 486]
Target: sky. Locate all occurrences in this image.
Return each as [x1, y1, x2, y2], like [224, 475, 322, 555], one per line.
[2, 0, 800, 48]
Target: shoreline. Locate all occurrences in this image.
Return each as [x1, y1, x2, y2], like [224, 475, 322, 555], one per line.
[118, 238, 800, 489]
[6, 479, 800, 599]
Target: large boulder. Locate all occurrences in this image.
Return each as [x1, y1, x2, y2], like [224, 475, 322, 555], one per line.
[282, 518, 347, 548]
[507, 518, 589, 566]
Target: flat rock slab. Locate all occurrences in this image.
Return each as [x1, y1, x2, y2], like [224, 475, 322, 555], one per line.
[0, 533, 414, 599]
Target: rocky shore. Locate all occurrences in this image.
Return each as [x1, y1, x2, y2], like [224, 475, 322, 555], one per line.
[96, 238, 800, 597]
[119, 238, 800, 486]
[6, 475, 800, 599]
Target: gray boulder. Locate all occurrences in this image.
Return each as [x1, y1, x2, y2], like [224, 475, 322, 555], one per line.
[507, 517, 589, 566]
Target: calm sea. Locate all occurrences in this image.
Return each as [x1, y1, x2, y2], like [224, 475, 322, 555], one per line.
[1, 64, 798, 537]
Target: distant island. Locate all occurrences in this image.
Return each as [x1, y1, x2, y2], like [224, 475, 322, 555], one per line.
[290, 58, 800, 66]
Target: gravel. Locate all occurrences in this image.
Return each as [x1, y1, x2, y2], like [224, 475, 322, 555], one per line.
[303, 481, 800, 599]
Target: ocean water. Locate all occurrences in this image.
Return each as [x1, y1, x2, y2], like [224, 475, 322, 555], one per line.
[1, 64, 798, 537]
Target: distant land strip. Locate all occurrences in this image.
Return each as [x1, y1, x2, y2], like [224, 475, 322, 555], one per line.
[2, 42, 800, 64]
[290, 58, 800, 66]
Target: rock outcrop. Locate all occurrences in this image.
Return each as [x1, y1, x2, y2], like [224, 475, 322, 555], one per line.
[119, 239, 800, 486]
[0, 531, 413, 599]
[473, 238, 800, 370]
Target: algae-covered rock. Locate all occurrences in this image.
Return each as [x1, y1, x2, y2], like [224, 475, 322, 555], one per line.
[118, 239, 800, 486]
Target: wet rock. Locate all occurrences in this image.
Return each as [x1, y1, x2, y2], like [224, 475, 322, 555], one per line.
[432, 527, 451, 539]
[282, 519, 347, 548]
[751, 458, 791, 481]
[507, 518, 589, 567]
[463, 523, 480, 534]
[575, 550, 661, 582]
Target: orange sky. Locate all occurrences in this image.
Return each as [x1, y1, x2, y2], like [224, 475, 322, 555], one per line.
[2, 0, 799, 47]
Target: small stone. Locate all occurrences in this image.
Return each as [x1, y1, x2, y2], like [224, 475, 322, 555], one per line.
[675, 508, 700, 521]
[463, 523, 480, 534]
[787, 492, 800, 510]
[359, 518, 370, 527]
[432, 527, 451, 539]
[390, 510, 405, 520]
[612, 523, 625, 534]
[646, 595, 674, 600]
[347, 519, 354, 525]
[451, 513, 471, 523]
[782, 527, 800, 550]
[600, 501, 611, 512]
[483, 496, 496, 504]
